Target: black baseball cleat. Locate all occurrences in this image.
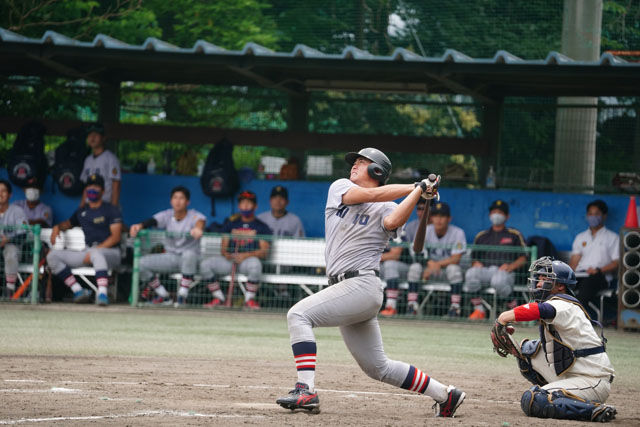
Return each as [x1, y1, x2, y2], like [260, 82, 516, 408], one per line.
[276, 382, 320, 413]
[592, 405, 617, 423]
[433, 385, 465, 417]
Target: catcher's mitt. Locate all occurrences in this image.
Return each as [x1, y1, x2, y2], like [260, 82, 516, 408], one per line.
[490, 321, 524, 359]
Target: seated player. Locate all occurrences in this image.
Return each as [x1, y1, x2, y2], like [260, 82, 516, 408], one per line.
[200, 191, 271, 309]
[379, 198, 427, 316]
[129, 186, 205, 307]
[0, 180, 28, 298]
[47, 174, 122, 306]
[421, 202, 467, 317]
[493, 257, 616, 423]
[13, 177, 53, 227]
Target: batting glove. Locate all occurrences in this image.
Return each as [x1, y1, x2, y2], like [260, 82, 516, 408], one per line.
[415, 174, 441, 200]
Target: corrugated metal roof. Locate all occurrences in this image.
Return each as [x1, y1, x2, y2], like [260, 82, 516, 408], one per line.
[1, 27, 639, 99]
[0, 27, 634, 66]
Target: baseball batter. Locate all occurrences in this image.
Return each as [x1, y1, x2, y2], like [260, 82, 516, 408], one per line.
[47, 174, 122, 306]
[0, 179, 28, 298]
[493, 257, 616, 422]
[276, 148, 465, 417]
[129, 186, 205, 307]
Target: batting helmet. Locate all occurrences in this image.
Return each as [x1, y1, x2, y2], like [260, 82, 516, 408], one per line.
[345, 148, 392, 185]
[527, 256, 577, 302]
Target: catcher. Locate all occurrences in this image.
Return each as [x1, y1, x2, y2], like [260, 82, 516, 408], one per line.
[491, 256, 616, 423]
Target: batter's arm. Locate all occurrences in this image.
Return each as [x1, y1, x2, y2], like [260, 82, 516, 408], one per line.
[383, 187, 423, 231]
[342, 184, 414, 205]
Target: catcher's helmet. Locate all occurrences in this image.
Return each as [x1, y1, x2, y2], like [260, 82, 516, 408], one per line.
[527, 256, 577, 302]
[345, 147, 392, 185]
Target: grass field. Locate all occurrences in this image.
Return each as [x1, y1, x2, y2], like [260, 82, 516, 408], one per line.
[1, 303, 638, 425]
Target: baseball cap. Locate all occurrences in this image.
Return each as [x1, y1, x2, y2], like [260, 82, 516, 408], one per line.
[431, 201, 451, 216]
[84, 173, 105, 189]
[87, 122, 105, 135]
[237, 190, 257, 203]
[489, 199, 509, 215]
[586, 199, 608, 215]
[270, 185, 288, 199]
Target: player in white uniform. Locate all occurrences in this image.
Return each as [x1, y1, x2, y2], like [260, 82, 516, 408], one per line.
[13, 178, 52, 227]
[80, 122, 121, 205]
[379, 198, 426, 316]
[421, 202, 467, 317]
[257, 185, 305, 237]
[0, 180, 28, 298]
[276, 148, 465, 417]
[129, 186, 205, 307]
[495, 257, 616, 422]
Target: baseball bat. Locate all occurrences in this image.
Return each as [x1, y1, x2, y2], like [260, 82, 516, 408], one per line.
[225, 261, 237, 308]
[11, 258, 46, 300]
[413, 173, 438, 254]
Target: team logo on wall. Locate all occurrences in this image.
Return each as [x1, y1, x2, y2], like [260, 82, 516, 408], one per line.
[12, 161, 32, 180]
[59, 171, 78, 190]
[209, 176, 224, 193]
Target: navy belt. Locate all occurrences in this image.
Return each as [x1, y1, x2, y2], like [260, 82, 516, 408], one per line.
[328, 270, 379, 286]
[573, 345, 606, 358]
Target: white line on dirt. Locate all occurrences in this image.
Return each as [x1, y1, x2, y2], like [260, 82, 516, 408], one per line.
[0, 410, 266, 425]
[3, 380, 45, 383]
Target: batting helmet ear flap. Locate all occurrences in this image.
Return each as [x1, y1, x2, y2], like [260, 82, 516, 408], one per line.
[367, 162, 385, 183]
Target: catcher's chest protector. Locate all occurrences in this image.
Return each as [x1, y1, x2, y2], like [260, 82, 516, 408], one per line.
[540, 295, 606, 376]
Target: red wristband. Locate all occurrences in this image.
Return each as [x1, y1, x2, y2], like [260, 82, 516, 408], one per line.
[514, 303, 540, 321]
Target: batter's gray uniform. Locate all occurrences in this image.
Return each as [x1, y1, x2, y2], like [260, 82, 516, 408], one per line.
[0, 205, 28, 289]
[425, 223, 466, 284]
[287, 178, 424, 387]
[13, 200, 53, 227]
[139, 209, 206, 282]
[257, 211, 305, 237]
[81, 150, 121, 203]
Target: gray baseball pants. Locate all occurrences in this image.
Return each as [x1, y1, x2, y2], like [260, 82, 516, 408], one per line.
[47, 247, 121, 274]
[139, 250, 198, 281]
[465, 265, 515, 296]
[199, 255, 262, 282]
[3, 244, 19, 277]
[381, 260, 422, 282]
[287, 273, 411, 387]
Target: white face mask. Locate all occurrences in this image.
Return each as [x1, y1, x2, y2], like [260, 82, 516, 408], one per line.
[25, 188, 40, 202]
[489, 212, 506, 226]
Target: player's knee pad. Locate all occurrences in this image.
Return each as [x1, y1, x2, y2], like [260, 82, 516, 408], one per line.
[445, 264, 463, 284]
[522, 386, 609, 421]
[521, 386, 554, 418]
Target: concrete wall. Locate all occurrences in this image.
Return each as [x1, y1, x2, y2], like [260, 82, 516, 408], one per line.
[1, 169, 633, 251]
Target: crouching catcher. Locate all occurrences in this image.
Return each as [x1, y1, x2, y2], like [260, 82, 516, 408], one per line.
[492, 256, 616, 423]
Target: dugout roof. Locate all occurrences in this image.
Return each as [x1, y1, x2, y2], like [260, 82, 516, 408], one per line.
[1, 27, 640, 100]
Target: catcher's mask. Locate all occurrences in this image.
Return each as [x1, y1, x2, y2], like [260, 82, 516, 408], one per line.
[528, 256, 577, 302]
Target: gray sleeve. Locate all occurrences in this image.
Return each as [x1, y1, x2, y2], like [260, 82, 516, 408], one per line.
[153, 210, 171, 229]
[381, 202, 398, 239]
[326, 179, 355, 210]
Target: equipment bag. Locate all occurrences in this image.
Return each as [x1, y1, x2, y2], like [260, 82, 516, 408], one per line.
[53, 126, 88, 196]
[200, 138, 239, 214]
[7, 121, 48, 188]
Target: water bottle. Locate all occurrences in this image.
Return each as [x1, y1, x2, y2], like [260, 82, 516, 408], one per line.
[486, 166, 496, 188]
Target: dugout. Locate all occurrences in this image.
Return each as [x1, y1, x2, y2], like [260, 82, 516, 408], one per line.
[1, 27, 639, 250]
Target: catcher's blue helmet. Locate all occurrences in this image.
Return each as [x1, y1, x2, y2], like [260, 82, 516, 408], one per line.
[345, 148, 392, 185]
[528, 256, 577, 302]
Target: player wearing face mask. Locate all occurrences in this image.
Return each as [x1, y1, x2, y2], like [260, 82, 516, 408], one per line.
[569, 200, 619, 316]
[13, 178, 53, 227]
[464, 200, 527, 320]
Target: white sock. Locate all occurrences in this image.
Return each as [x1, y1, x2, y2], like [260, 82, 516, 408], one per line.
[297, 371, 315, 392]
[424, 377, 448, 402]
[213, 289, 225, 301]
[155, 285, 169, 298]
[98, 286, 107, 296]
[245, 290, 256, 301]
[71, 283, 83, 293]
[178, 286, 189, 298]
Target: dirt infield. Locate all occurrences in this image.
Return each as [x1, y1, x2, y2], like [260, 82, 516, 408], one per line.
[0, 304, 638, 425]
[0, 355, 636, 425]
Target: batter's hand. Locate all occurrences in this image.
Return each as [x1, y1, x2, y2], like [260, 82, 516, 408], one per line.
[190, 227, 203, 240]
[129, 223, 143, 237]
[416, 174, 441, 200]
